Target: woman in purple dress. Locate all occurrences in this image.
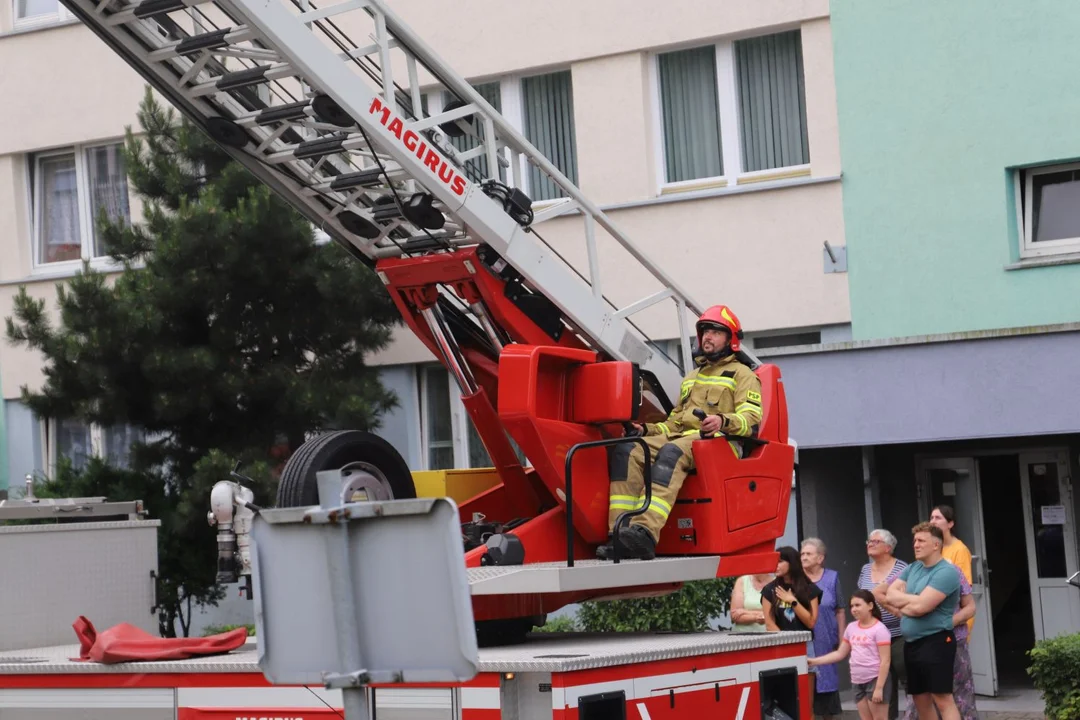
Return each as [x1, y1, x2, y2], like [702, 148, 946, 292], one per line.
[802, 538, 846, 719]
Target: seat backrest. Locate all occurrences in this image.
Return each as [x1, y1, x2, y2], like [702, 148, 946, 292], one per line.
[752, 363, 788, 445]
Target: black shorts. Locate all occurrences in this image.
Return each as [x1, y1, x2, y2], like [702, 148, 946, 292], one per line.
[904, 630, 956, 696]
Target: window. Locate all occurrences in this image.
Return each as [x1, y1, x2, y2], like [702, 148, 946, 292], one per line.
[421, 365, 455, 470]
[443, 82, 503, 183]
[45, 417, 145, 472]
[735, 31, 809, 172]
[14, 0, 74, 28]
[655, 30, 810, 188]
[419, 365, 526, 471]
[658, 47, 724, 183]
[521, 70, 577, 201]
[55, 418, 93, 471]
[32, 142, 131, 267]
[425, 69, 578, 204]
[1019, 162, 1080, 258]
[750, 331, 821, 350]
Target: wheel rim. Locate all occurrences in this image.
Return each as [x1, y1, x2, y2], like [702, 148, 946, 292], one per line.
[337, 461, 394, 504]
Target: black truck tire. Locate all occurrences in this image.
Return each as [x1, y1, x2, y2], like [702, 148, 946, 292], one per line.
[276, 430, 416, 508]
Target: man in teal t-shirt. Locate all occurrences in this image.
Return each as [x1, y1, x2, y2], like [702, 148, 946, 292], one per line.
[878, 522, 961, 720]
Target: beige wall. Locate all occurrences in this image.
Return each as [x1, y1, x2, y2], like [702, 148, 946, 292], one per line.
[0, 0, 847, 388]
[386, 0, 829, 81]
[0, 24, 147, 154]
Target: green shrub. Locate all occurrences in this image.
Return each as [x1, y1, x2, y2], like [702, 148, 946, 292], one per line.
[534, 615, 578, 633]
[577, 578, 734, 633]
[201, 623, 256, 637]
[1028, 632, 1080, 720]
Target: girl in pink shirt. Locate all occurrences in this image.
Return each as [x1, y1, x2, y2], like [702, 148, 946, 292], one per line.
[809, 590, 892, 720]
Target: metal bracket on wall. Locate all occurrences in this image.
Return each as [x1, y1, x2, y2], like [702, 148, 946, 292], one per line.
[823, 241, 847, 274]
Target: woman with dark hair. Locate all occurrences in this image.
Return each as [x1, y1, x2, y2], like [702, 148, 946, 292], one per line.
[930, 505, 973, 584]
[761, 546, 822, 634]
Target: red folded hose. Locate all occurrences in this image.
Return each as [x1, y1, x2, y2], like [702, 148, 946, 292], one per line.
[73, 616, 249, 664]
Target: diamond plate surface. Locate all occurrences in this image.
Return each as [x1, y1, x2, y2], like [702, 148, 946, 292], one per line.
[472, 632, 811, 672]
[467, 556, 721, 595]
[0, 633, 809, 676]
[0, 641, 262, 674]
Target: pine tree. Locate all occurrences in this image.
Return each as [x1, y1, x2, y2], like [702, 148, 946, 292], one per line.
[5, 87, 401, 636]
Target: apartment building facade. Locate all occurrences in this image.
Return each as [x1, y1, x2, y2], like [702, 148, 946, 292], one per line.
[0, 0, 849, 496]
[776, 0, 1080, 698]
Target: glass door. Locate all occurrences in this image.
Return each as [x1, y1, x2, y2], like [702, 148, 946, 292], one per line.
[919, 457, 998, 696]
[1019, 452, 1080, 641]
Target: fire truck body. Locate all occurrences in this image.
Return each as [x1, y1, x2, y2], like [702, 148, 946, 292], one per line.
[5, 0, 812, 715]
[51, 0, 799, 606]
[0, 633, 809, 720]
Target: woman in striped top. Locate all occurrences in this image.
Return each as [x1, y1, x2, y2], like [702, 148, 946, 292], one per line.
[857, 529, 908, 720]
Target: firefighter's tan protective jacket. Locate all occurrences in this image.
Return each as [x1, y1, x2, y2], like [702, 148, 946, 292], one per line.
[644, 353, 763, 440]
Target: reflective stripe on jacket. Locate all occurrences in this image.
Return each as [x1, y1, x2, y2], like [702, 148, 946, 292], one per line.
[645, 354, 762, 440]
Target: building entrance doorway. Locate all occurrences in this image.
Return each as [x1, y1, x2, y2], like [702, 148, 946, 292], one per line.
[976, 455, 1035, 689]
[917, 449, 1080, 696]
[918, 457, 997, 696]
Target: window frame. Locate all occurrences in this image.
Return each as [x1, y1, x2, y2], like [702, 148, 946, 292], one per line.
[417, 363, 506, 472]
[417, 363, 458, 471]
[423, 66, 577, 208]
[12, 0, 75, 31]
[42, 417, 145, 475]
[1018, 161, 1080, 259]
[30, 139, 131, 274]
[650, 32, 811, 195]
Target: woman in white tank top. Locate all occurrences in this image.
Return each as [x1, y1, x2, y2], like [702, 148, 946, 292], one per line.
[730, 573, 774, 632]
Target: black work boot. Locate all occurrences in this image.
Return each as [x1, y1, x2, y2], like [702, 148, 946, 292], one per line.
[595, 534, 616, 560]
[616, 524, 657, 560]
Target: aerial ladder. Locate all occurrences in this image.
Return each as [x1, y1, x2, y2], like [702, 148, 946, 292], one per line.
[59, 0, 797, 644]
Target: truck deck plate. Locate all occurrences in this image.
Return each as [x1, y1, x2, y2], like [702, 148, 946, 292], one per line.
[0, 632, 808, 675]
[468, 556, 722, 595]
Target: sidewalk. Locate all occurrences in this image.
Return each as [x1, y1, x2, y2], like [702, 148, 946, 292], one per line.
[838, 686, 1046, 719]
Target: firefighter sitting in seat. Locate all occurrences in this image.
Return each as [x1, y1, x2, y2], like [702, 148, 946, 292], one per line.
[597, 305, 763, 561]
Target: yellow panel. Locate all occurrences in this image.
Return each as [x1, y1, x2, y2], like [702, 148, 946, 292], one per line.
[411, 468, 502, 504]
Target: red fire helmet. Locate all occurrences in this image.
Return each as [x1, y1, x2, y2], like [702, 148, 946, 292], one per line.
[695, 305, 743, 352]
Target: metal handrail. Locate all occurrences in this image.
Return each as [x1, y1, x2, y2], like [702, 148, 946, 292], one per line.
[563, 435, 652, 567]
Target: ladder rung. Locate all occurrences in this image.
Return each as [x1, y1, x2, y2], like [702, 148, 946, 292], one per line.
[372, 205, 403, 222]
[133, 0, 184, 18]
[175, 27, 230, 56]
[216, 65, 267, 91]
[255, 100, 310, 126]
[329, 168, 384, 190]
[62, 0, 700, 399]
[396, 234, 454, 254]
[104, 0, 207, 24]
[293, 134, 347, 160]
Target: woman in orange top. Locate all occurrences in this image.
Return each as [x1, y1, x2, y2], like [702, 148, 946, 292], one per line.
[931, 505, 975, 638]
[931, 505, 973, 582]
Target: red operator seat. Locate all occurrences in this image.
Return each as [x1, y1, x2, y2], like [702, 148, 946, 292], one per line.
[655, 363, 795, 557]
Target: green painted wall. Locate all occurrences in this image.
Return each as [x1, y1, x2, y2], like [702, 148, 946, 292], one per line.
[831, 0, 1080, 340]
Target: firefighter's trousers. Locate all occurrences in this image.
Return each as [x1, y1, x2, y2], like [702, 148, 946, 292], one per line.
[607, 433, 696, 542]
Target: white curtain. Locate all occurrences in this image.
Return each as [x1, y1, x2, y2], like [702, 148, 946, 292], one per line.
[86, 144, 131, 257]
[522, 70, 577, 201]
[658, 45, 724, 183]
[39, 154, 81, 264]
[735, 30, 810, 172]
